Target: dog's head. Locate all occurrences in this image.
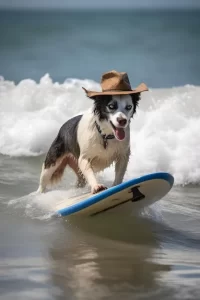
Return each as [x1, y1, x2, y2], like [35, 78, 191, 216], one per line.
[91, 93, 140, 141]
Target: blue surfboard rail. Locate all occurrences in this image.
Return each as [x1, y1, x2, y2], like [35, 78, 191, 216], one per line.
[57, 172, 174, 217]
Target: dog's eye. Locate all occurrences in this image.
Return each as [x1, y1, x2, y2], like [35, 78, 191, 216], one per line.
[125, 105, 132, 111]
[108, 103, 117, 110]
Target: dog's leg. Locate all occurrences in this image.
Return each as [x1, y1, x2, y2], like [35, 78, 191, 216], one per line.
[37, 160, 63, 193]
[67, 155, 86, 188]
[112, 150, 130, 186]
[78, 156, 107, 194]
[38, 156, 86, 193]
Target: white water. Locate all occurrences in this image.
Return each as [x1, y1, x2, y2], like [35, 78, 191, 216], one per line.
[1, 74, 200, 186]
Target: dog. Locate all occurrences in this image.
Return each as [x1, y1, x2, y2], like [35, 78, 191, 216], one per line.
[38, 70, 148, 194]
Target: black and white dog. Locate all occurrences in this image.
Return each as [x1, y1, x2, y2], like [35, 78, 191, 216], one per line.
[38, 71, 148, 194]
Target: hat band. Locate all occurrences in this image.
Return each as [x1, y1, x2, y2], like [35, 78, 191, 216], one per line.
[102, 88, 132, 92]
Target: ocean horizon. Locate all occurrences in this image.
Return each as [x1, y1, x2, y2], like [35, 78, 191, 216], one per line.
[0, 8, 200, 87]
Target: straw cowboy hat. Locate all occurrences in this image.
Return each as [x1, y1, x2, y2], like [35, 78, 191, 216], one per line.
[82, 70, 148, 98]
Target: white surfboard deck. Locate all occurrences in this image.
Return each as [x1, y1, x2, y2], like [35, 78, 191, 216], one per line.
[55, 172, 174, 217]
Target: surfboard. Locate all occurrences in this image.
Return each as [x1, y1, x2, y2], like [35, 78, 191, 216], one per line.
[56, 172, 174, 217]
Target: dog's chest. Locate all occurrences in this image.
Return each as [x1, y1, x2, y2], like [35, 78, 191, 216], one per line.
[77, 113, 130, 171]
[87, 135, 126, 171]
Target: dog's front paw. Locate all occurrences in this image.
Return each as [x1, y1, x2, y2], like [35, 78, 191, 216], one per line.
[37, 185, 46, 194]
[91, 184, 107, 194]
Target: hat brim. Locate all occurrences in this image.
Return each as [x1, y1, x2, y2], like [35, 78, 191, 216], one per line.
[82, 83, 148, 98]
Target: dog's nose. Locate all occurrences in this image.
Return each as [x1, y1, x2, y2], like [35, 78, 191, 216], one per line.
[117, 117, 127, 126]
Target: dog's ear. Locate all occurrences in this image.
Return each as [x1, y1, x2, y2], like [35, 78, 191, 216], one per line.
[131, 93, 141, 115]
[90, 96, 97, 101]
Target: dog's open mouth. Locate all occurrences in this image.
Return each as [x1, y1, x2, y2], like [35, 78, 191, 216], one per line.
[110, 122, 125, 141]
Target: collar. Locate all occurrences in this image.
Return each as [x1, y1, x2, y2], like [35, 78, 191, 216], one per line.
[95, 121, 115, 149]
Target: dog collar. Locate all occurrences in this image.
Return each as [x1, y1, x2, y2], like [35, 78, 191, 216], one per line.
[95, 122, 115, 149]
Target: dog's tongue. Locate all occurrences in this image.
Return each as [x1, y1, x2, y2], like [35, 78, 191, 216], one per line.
[115, 128, 125, 140]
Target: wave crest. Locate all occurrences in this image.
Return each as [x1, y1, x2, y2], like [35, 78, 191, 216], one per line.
[0, 74, 200, 185]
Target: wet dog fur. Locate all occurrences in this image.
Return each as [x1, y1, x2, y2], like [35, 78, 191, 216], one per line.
[38, 93, 140, 194]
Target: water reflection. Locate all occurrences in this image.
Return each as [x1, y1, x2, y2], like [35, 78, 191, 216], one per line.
[48, 213, 171, 300]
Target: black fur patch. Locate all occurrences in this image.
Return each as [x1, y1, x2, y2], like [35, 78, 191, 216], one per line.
[44, 115, 82, 168]
[131, 93, 141, 116]
[92, 95, 112, 121]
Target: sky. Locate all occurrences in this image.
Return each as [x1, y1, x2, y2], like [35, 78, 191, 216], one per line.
[0, 0, 200, 10]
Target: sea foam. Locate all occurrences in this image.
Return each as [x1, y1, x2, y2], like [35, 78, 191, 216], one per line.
[0, 74, 200, 185]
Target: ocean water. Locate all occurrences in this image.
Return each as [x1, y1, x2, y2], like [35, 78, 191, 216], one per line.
[0, 9, 200, 87]
[0, 9, 200, 300]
